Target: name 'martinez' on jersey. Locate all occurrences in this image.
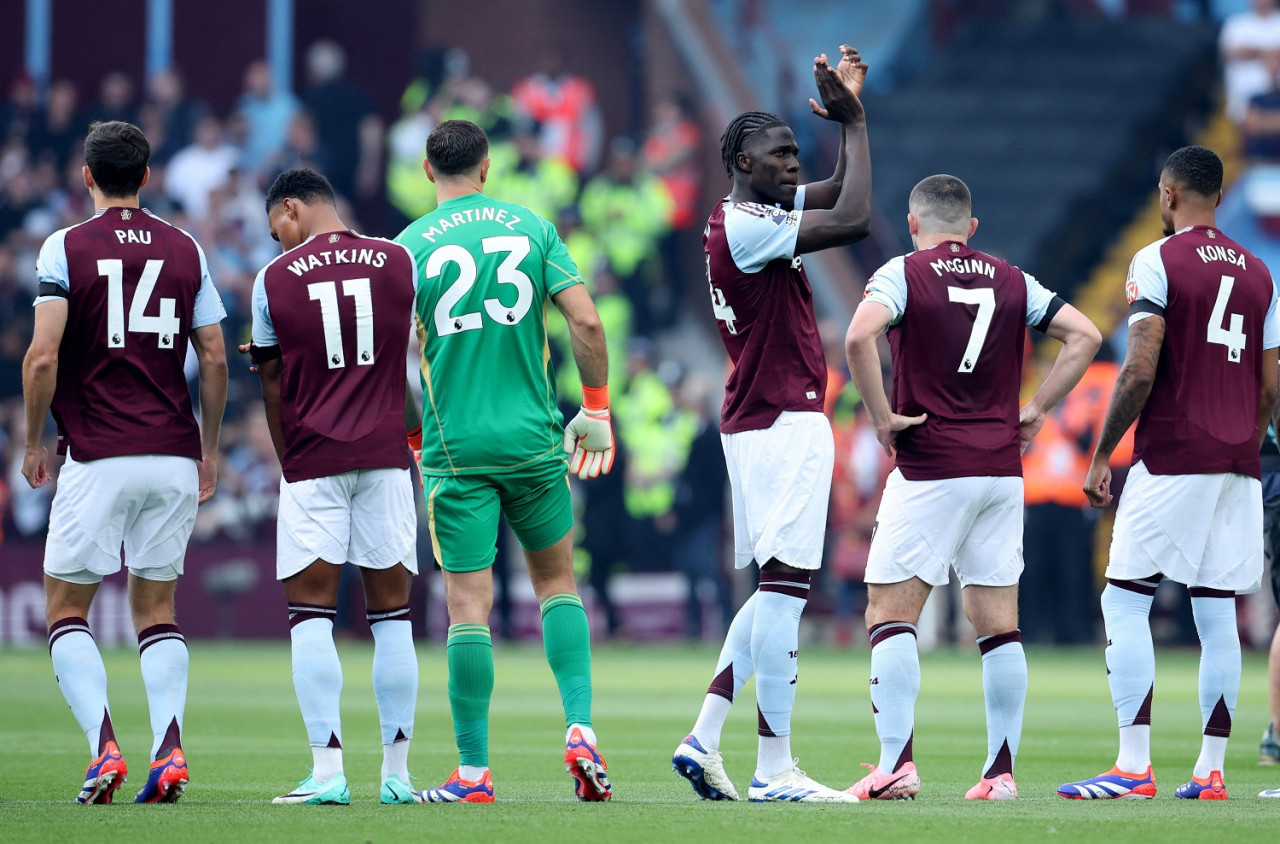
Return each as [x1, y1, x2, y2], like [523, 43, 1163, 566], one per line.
[396, 193, 582, 475]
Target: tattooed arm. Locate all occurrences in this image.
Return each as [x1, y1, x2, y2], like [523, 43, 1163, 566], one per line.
[1083, 315, 1165, 507]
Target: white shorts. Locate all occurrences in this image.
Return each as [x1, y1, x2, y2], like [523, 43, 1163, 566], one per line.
[1108, 461, 1263, 593]
[866, 470, 1024, 588]
[45, 452, 198, 585]
[722, 411, 834, 570]
[277, 467, 418, 580]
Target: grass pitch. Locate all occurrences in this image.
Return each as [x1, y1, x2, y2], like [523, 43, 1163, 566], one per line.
[0, 642, 1276, 842]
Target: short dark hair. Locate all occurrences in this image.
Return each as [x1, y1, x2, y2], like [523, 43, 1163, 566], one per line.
[426, 119, 488, 176]
[908, 174, 972, 234]
[719, 111, 786, 178]
[1162, 145, 1223, 197]
[84, 121, 150, 198]
[265, 167, 335, 213]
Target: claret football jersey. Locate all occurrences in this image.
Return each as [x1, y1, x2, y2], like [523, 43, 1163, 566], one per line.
[1125, 225, 1279, 478]
[863, 241, 1058, 481]
[252, 230, 416, 482]
[34, 207, 226, 461]
[703, 185, 827, 434]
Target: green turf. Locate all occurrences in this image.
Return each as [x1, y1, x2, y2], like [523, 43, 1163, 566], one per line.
[0, 642, 1275, 842]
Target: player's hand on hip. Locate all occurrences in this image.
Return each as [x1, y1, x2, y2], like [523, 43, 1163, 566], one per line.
[197, 454, 218, 504]
[563, 407, 615, 480]
[1017, 403, 1047, 455]
[1083, 454, 1112, 508]
[22, 446, 50, 489]
[875, 412, 927, 456]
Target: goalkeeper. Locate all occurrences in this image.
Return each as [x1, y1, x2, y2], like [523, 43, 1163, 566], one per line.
[395, 118, 615, 804]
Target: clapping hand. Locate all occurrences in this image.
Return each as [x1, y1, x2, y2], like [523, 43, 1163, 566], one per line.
[810, 44, 868, 122]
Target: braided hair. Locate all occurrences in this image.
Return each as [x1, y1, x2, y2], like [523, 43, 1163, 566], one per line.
[719, 111, 786, 178]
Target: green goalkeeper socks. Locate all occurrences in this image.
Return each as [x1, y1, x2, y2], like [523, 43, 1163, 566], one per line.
[540, 594, 593, 728]
[447, 624, 493, 767]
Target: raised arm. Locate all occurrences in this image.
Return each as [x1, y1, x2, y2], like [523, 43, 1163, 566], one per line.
[1018, 304, 1102, 453]
[844, 300, 926, 455]
[21, 299, 68, 488]
[800, 45, 865, 210]
[794, 46, 872, 252]
[1083, 315, 1165, 507]
[190, 322, 229, 504]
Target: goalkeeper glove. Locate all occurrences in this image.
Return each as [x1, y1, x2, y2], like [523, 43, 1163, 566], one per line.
[563, 384, 615, 480]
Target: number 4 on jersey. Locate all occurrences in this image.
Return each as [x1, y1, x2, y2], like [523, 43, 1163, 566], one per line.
[1208, 274, 1246, 363]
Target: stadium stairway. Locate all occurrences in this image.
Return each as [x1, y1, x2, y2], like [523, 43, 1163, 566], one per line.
[861, 15, 1217, 302]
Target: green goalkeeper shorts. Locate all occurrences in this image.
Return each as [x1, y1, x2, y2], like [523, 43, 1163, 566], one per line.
[424, 454, 575, 572]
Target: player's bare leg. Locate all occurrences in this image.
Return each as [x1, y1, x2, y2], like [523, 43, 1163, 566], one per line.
[46, 576, 126, 803]
[361, 565, 417, 804]
[274, 561, 350, 805]
[127, 574, 190, 802]
[526, 534, 610, 800]
[961, 584, 1024, 800]
[847, 578, 929, 800]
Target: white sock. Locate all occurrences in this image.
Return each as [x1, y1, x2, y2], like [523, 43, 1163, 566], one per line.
[978, 632, 1026, 779]
[49, 618, 111, 756]
[1191, 594, 1239, 777]
[869, 622, 919, 773]
[382, 738, 411, 782]
[370, 611, 416, 779]
[138, 624, 188, 759]
[290, 614, 343, 763]
[691, 591, 758, 750]
[312, 746, 343, 783]
[1117, 725, 1151, 773]
[567, 723, 597, 745]
[751, 574, 809, 779]
[459, 764, 489, 781]
[1101, 582, 1156, 770]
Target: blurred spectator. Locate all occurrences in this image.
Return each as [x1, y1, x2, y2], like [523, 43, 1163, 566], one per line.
[301, 40, 383, 202]
[81, 70, 137, 127]
[266, 110, 332, 184]
[235, 60, 299, 179]
[579, 137, 673, 334]
[487, 118, 579, 223]
[0, 76, 39, 143]
[165, 115, 239, 218]
[670, 374, 732, 640]
[1244, 52, 1280, 161]
[511, 47, 603, 173]
[145, 68, 209, 165]
[28, 81, 80, 171]
[385, 93, 436, 226]
[1221, 0, 1280, 123]
[645, 93, 703, 322]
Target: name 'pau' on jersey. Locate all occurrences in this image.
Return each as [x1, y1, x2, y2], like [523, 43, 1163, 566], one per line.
[704, 185, 827, 434]
[1126, 226, 1280, 479]
[863, 241, 1060, 481]
[252, 231, 416, 482]
[35, 207, 226, 461]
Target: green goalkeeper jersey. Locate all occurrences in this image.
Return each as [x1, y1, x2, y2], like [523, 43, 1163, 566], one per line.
[396, 192, 582, 476]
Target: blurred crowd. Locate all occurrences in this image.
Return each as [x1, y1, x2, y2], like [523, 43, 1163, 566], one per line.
[0, 39, 735, 639]
[5, 5, 1280, 645]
